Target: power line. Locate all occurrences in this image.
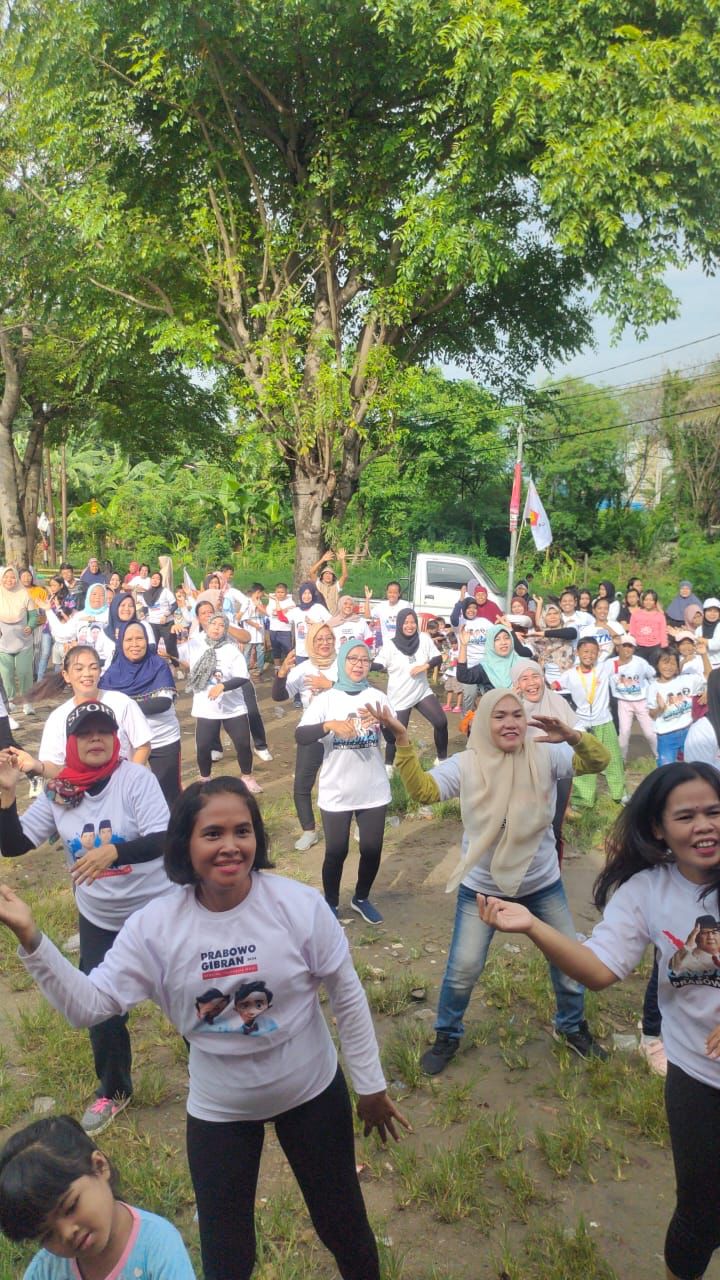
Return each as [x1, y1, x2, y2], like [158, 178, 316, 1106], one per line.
[543, 330, 720, 384]
[527, 398, 720, 445]
[542, 360, 720, 409]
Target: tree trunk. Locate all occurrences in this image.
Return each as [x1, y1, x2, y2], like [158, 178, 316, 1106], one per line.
[291, 463, 326, 583]
[21, 408, 47, 567]
[0, 419, 28, 566]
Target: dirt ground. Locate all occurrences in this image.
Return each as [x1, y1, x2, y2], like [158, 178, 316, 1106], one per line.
[1, 673, 717, 1280]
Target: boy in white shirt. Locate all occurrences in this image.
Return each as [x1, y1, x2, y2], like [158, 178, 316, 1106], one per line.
[556, 637, 626, 808]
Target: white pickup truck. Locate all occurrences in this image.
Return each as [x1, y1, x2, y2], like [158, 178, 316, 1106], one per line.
[379, 551, 504, 618]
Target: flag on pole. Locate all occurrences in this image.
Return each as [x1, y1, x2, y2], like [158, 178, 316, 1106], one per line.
[522, 479, 553, 550]
[183, 567, 197, 593]
[509, 462, 522, 532]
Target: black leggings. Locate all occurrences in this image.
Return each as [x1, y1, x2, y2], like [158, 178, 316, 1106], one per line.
[0, 717, 17, 751]
[553, 775, 572, 865]
[294, 740, 324, 830]
[320, 805, 386, 906]
[642, 953, 662, 1038]
[208, 681, 268, 752]
[186, 1067, 379, 1280]
[79, 914, 131, 1100]
[384, 694, 448, 765]
[149, 738, 182, 807]
[195, 716, 252, 777]
[151, 622, 179, 662]
[665, 1062, 720, 1277]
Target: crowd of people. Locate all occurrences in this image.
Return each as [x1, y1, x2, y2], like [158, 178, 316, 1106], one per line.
[0, 551, 718, 1280]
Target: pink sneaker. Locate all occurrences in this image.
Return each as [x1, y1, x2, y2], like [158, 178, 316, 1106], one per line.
[241, 775, 263, 794]
[451, 706, 463, 714]
[638, 1033, 667, 1077]
[81, 1095, 130, 1135]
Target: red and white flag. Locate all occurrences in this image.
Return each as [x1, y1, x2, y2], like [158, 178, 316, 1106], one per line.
[522, 479, 553, 550]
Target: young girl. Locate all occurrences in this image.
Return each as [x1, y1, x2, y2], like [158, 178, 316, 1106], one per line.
[0, 1114, 196, 1278]
[648, 648, 706, 767]
[629, 589, 668, 662]
[479, 762, 720, 1280]
[0, 777, 408, 1280]
[296, 640, 395, 923]
[603, 634, 656, 762]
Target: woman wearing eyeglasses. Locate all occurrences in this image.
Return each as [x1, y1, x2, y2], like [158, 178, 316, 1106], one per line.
[295, 640, 394, 924]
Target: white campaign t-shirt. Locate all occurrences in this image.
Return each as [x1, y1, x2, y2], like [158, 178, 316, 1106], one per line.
[187, 635, 249, 720]
[579, 619, 623, 659]
[377, 633, 440, 711]
[647, 673, 704, 735]
[22, 874, 386, 1122]
[19, 761, 171, 931]
[332, 614, 370, 647]
[602, 655, 655, 702]
[429, 744, 574, 897]
[287, 604, 331, 658]
[584, 863, 720, 1088]
[267, 596, 295, 633]
[286, 660, 338, 711]
[556, 665, 612, 727]
[133, 694, 180, 748]
[371, 598, 412, 646]
[299, 688, 394, 811]
[684, 717, 720, 768]
[457, 616, 492, 668]
[144, 588, 176, 624]
[39, 691, 151, 766]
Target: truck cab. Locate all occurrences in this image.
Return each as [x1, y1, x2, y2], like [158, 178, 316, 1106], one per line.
[409, 552, 504, 618]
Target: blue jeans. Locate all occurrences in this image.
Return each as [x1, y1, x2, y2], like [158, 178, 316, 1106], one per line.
[656, 726, 688, 766]
[435, 879, 585, 1038]
[35, 630, 53, 680]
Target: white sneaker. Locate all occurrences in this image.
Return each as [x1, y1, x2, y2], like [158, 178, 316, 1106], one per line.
[295, 830, 319, 852]
[255, 748, 273, 762]
[620, 793, 631, 806]
[385, 764, 395, 779]
[23, 703, 35, 716]
[211, 749, 224, 762]
[8, 717, 19, 731]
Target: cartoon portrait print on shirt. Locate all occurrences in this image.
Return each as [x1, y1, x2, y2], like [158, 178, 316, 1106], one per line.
[194, 981, 278, 1035]
[667, 916, 720, 987]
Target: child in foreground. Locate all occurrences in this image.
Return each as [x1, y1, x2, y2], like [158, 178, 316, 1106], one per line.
[478, 762, 720, 1280]
[0, 1114, 196, 1278]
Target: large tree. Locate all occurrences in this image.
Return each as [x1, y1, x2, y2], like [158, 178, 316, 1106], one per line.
[5, 0, 720, 572]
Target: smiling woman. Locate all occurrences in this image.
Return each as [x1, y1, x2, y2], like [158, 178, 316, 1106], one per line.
[371, 688, 610, 1074]
[0, 776, 409, 1280]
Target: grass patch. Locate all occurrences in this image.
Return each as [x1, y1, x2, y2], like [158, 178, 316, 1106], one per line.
[393, 1141, 495, 1228]
[381, 1022, 427, 1091]
[498, 1217, 619, 1279]
[432, 1082, 473, 1127]
[497, 1157, 543, 1223]
[564, 792, 618, 855]
[365, 972, 424, 1016]
[535, 1101, 609, 1180]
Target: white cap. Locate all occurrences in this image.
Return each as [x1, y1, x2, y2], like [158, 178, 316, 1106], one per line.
[617, 633, 637, 646]
[703, 598, 720, 610]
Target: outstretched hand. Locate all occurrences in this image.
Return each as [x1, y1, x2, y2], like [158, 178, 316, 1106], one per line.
[527, 715, 581, 746]
[0, 885, 41, 951]
[357, 1091, 412, 1144]
[363, 702, 407, 739]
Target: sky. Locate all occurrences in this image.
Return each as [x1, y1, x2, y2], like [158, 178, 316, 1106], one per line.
[536, 262, 720, 389]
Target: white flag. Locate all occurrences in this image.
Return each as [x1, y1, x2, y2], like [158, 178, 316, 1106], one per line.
[522, 479, 553, 551]
[183, 567, 197, 593]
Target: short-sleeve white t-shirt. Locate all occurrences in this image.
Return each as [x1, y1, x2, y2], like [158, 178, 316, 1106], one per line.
[19, 761, 171, 931]
[458, 616, 492, 668]
[299, 688, 394, 810]
[602, 655, 655, 702]
[286, 660, 338, 711]
[333, 614, 370, 647]
[647, 673, 705, 734]
[267, 596, 295, 633]
[556, 664, 612, 727]
[377, 633, 440, 711]
[684, 717, 720, 768]
[371, 598, 412, 646]
[584, 864, 720, 1088]
[287, 604, 331, 658]
[39, 691, 151, 766]
[187, 635, 249, 720]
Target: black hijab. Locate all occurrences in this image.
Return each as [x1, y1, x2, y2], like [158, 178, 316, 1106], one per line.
[392, 607, 421, 656]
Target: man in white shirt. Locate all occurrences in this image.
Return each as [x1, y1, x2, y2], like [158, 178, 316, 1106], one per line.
[219, 565, 250, 618]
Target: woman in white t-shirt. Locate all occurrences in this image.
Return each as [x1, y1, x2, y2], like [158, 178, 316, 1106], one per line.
[479, 762, 720, 1280]
[685, 668, 720, 770]
[0, 700, 171, 1135]
[17, 645, 152, 784]
[371, 689, 609, 1075]
[698, 598, 720, 670]
[0, 776, 409, 1280]
[273, 623, 338, 852]
[143, 570, 180, 667]
[99, 622, 181, 805]
[286, 583, 331, 661]
[296, 640, 395, 924]
[376, 609, 447, 775]
[186, 612, 261, 793]
[330, 595, 370, 647]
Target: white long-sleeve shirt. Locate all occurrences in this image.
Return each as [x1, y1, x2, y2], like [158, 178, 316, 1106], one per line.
[20, 873, 386, 1122]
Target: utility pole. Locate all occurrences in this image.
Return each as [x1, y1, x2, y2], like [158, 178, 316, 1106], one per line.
[60, 441, 68, 561]
[506, 419, 524, 605]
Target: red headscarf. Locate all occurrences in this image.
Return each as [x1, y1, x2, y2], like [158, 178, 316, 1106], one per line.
[46, 734, 122, 808]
